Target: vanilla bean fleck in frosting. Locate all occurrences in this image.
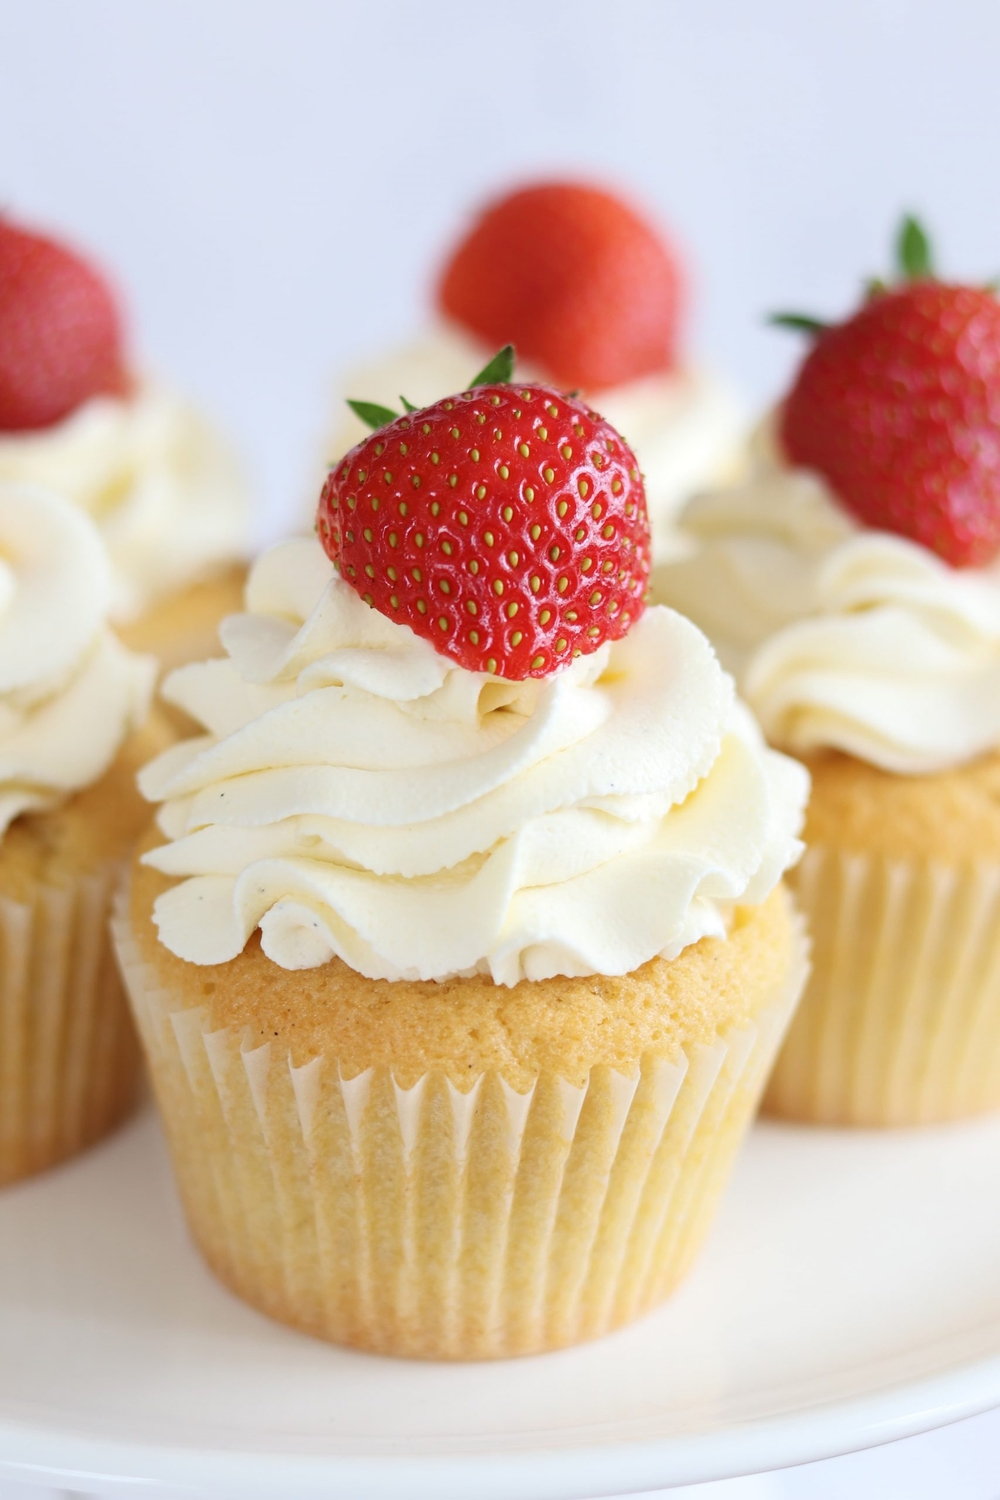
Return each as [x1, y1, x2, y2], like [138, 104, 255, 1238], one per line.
[0, 382, 249, 621]
[0, 484, 156, 837]
[138, 535, 806, 983]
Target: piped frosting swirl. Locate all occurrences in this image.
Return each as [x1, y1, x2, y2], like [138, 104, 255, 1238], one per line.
[139, 535, 807, 983]
[0, 382, 249, 621]
[653, 459, 1000, 773]
[0, 484, 156, 838]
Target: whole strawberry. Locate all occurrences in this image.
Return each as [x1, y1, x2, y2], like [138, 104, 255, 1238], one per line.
[0, 215, 128, 431]
[438, 181, 682, 393]
[317, 350, 650, 680]
[777, 217, 1000, 568]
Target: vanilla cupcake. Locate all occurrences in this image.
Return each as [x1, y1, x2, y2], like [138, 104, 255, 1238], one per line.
[654, 220, 1000, 1126]
[324, 182, 744, 561]
[0, 213, 249, 671]
[0, 484, 165, 1184]
[116, 374, 806, 1358]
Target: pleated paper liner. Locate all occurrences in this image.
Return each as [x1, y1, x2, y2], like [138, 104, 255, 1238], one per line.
[0, 861, 142, 1186]
[766, 846, 1000, 1127]
[113, 900, 808, 1360]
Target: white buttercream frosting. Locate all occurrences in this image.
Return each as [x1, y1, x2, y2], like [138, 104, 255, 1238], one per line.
[0, 382, 249, 622]
[324, 324, 744, 561]
[0, 484, 156, 838]
[138, 535, 806, 983]
[652, 459, 1000, 773]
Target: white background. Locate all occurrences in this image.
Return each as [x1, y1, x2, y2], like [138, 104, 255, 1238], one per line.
[4, 0, 1000, 537]
[3, 1, 1000, 1493]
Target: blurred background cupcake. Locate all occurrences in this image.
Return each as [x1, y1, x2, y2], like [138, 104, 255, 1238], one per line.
[116, 375, 807, 1358]
[0, 483, 168, 1185]
[323, 181, 746, 561]
[654, 219, 1000, 1127]
[0, 213, 251, 673]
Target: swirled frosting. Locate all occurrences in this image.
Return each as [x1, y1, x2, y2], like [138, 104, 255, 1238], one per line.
[325, 325, 744, 561]
[652, 458, 1000, 773]
[0, 382, 249, 621]
[0, 484, 156, 838]
[138, 535, 806, 983]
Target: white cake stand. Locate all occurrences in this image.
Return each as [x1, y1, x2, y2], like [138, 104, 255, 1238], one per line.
[0, 1108, 998, 1499]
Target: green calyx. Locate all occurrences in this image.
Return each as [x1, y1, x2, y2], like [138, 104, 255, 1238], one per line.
[769, 213, 943, 341]
[892, 212, 995, 296]
[345, 345, 517, 434]
[468, 343, 515, 386]
[768, 312, 829, 335]
[346, 399, 401, 431]
[896, 214, 934, 280]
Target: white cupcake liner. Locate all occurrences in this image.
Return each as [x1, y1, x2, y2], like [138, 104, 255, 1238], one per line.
[0, 862, 141, 1185]
[113, 900, 807, 1358]
[766, 846, 1000, 1125]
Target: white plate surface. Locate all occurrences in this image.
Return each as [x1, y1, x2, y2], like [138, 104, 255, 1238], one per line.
[0, 1108, 999, 1499]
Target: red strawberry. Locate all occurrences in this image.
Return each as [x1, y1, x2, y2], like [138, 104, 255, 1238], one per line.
[438, 182, 682, 393]
[0, 215, 128, 431]
[317, 379, 650, 680]
[778, 216, 1000, 568]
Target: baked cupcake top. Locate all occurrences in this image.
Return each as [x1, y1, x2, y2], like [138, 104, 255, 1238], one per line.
[654, 219, 1000, 775]
[0, 483, 156, 836]
[140, 355, 806, 984]
[327, 182, 743, 561]
[0, 214, 249, 622]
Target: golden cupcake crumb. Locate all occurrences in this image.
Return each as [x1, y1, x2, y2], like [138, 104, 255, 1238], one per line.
[131, 832, 796, 1091]
[120, 852, 804, 1356]
[0, 710, 176, 903]
[803, 747, 1000, 864]
[117, 562, 247, 675]
[768, 747, 1000, 1126]
[0, 708, 178, 1185]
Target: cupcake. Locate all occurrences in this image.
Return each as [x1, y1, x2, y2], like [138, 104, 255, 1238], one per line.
[115, 360, 807, 1358]
[325, 182, 744, 561]
[653, 218, 1000, 1126]
[0, 483, 164, 1185]
[0, 213, 250, 672]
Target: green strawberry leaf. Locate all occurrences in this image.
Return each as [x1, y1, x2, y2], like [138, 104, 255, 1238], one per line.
[897, 215, 934, 280]
[768, 313, 829, 335]
[400, 395, 418, 413]
[865, 276, 888, 299]
[470, 344, 515, 386]
[346, 399, 400, 430]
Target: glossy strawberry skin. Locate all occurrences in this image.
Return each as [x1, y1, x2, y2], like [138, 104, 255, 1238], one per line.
[781, 283, 1000, 567]
[317, 383, 650, 680]
[0, 216, 128, 431]
[438, 182, 682, 393]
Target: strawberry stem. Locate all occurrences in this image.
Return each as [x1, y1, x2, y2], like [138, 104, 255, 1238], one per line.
[347, 398, 400, 430]
[896, 215, 934, 280]
[470, 344, 515, 386]
[400, 395, 418, 412]
[769, 313, 828, 335]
